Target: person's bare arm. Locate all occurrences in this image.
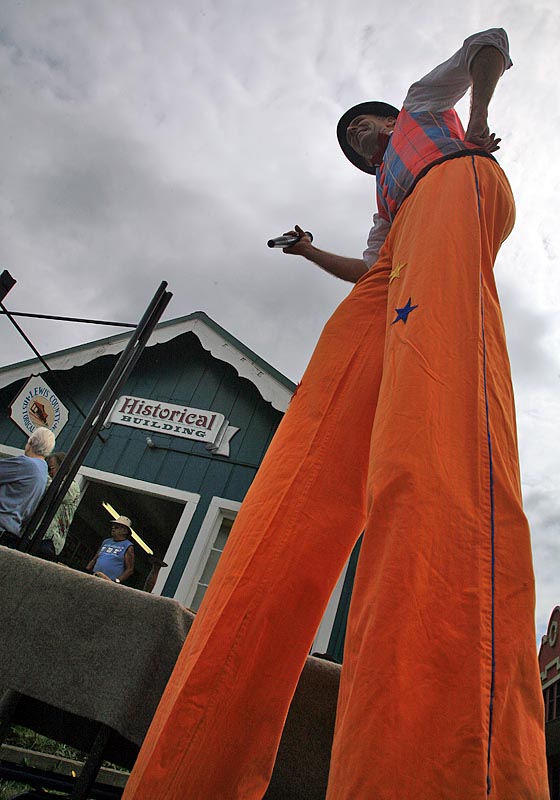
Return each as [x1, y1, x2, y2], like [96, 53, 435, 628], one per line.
[465, 46, 506, 152]
[117, 546, 135, 583]
[86, 548, 101, 572]
[282, 226, 368, 283]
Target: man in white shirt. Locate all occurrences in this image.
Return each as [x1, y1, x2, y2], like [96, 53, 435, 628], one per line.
[123, 30, 549, 800]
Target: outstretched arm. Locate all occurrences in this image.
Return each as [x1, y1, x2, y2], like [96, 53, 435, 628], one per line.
[281, 226, 368, 283]
[464, 46, 506, 152]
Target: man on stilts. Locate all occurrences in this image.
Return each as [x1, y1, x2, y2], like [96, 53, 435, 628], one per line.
[123, 28, 549, 799]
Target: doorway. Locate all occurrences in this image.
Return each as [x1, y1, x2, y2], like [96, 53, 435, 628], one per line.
[58, 467, 199, 593]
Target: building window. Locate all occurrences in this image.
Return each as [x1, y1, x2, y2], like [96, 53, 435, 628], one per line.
[547, 683, 558, 722]
[190, 515, 234, 611]
[174, 497, 241, 610]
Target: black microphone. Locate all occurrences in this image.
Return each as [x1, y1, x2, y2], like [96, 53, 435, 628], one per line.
[267, 231, 313, 248]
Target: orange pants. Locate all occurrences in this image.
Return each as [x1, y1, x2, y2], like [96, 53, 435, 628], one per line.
[123, 157, 548, 799]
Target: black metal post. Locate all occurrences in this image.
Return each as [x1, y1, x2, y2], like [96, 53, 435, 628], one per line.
[68, 722, 113, 800]
[0, 270, 16, 303]
[19, 282, 172, 554]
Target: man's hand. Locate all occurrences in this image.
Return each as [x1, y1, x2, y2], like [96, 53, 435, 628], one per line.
[465, 115, 501, 153]
[466, 45, 506, 154]
[276, 223, 367, 282]
[94, 571, 113, 581]
[282, 224, 314, 256]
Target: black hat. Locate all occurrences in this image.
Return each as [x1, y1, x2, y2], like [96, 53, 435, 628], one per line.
[337, 101, 400, 174]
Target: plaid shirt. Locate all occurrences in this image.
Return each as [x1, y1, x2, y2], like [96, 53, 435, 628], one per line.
[362, 28, 512, 268]
[376, 107, 487, 224]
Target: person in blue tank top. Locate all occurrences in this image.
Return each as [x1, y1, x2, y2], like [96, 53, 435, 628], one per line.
[87, 516, 135, 584]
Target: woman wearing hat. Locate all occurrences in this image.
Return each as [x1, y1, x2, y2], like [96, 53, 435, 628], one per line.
[87, 516, 135, 585]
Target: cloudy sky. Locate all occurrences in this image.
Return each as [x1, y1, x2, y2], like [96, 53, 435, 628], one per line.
[1, 1, 559, 638]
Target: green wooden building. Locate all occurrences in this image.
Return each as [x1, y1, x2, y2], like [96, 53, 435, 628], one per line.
[0, 312, 357, 661]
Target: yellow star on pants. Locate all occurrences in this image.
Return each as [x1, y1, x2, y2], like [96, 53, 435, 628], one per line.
[389, 261, 407, 284]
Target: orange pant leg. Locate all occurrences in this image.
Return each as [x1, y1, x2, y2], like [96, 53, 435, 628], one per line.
[327, 158, 548, 799]
[122, 254, 392, 800]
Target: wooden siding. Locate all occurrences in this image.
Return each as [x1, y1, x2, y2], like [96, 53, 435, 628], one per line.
[0, 331, 284, 596]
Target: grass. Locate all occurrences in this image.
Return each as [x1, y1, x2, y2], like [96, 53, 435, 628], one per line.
[0, 779, 66, 798]
[0, 781, 32, 800]
[0, 726, 77, 798]
[5, 727, 85, 762]
[4, 726, 127, 772]
[1, 726, 78, 797]
[0, 726, 129, 797]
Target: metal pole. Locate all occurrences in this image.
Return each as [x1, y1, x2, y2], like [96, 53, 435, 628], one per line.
[19, 282, 172, 554]
[0, 309, 135, 327]
[0, 270, 16, 303]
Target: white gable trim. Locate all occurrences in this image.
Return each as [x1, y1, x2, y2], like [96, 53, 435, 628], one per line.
[0, 317, 293, 412]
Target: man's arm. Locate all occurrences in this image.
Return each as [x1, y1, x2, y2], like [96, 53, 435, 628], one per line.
[464, 46, 506, 151]
[404, 28, 511, 115]
[281, 225, 373, 283]
[117, 546, 135, 583]
[86, 547, 101, 572]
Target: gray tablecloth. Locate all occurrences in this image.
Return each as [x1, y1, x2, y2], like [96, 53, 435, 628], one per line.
[0, 546, 194, 747]
[0, 545, 342, 799]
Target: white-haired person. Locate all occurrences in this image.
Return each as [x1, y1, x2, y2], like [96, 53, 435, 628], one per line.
[0, 426, 56, 549]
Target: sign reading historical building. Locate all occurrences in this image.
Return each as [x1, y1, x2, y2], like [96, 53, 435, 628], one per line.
[9, 375, 69, 436]
[107, 395, 239, 456]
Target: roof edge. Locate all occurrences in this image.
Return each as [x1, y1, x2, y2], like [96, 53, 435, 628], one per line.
[0, 312, 295, 412]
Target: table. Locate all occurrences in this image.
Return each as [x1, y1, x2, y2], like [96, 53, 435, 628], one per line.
[0, 546, 341, 799]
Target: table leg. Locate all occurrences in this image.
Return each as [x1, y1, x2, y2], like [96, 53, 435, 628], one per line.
[68, 723, 113, 800]
[0, 690, 22, 745]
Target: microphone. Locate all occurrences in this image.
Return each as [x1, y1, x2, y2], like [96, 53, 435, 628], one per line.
[267, 231, 313, 248]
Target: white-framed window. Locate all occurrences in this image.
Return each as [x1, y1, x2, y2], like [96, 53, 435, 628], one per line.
[190, 515, 234, 611]
[174, 496, 240, 610]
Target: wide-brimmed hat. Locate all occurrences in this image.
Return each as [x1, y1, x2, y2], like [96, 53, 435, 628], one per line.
[111, 515, 132, 531]
[337, 101, 400, 174]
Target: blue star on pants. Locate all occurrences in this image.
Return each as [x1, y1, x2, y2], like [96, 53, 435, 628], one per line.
[391, 297, 418, 325]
